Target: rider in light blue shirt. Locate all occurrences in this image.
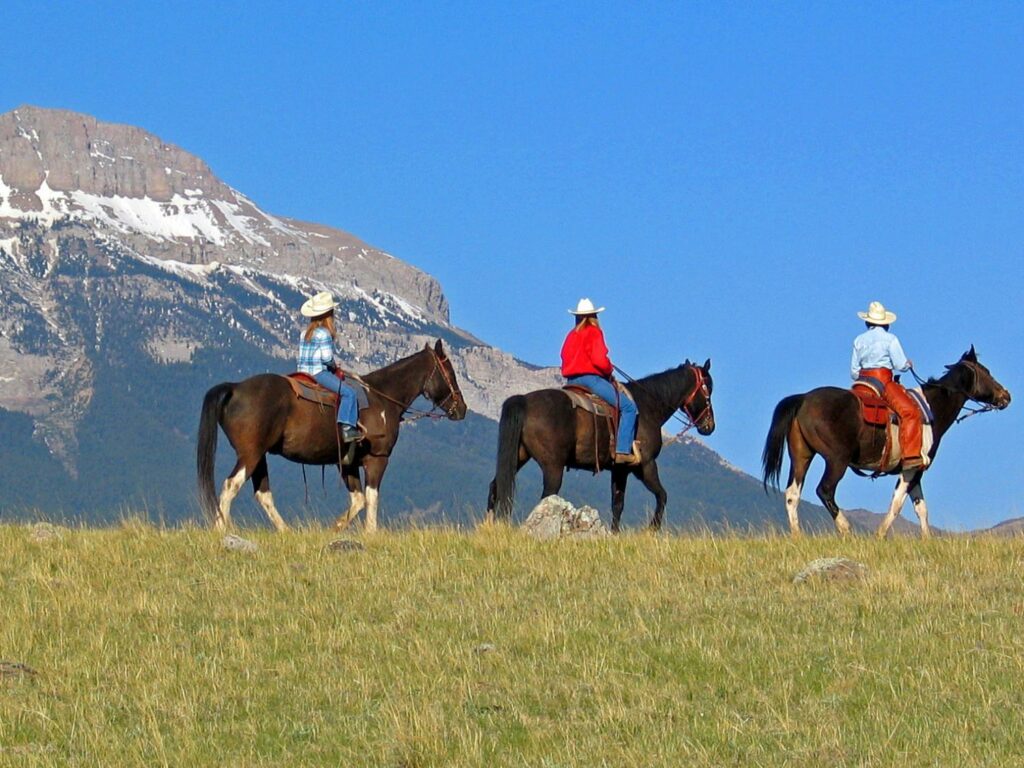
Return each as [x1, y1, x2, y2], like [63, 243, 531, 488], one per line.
[850, 325, 911, 381]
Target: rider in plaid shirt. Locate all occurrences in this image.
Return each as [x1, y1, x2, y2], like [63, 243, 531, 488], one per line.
[298, 291, 360, 442]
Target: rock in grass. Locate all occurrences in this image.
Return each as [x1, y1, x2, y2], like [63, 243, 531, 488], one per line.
[473, 643, 497, 655]
[28, 523, 65, 543]
[0, 661, 38, 679]
[325, 538, 365, 554]
[222, 534, 258, 554]
[793, 557, 868, 584]
[522, 495, 610, 541]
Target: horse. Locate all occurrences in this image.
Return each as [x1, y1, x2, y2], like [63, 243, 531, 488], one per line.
[197, 339, 467, 533]
[487, 360, 715, 531]
[761, 347, 1010, 538]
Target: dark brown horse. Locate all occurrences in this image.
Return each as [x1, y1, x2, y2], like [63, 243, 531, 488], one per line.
[197, 340, 467, 532]
[487, 361, 715, 531]
[762, 347, 1010, 538]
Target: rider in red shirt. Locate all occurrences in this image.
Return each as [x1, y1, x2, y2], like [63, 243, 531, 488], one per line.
[560, 298, 639, 464]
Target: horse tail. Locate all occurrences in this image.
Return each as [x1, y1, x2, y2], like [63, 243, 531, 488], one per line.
[197, 382, 234, 522]
[492, 395, 527, 519]
[762, 394, 804, 492]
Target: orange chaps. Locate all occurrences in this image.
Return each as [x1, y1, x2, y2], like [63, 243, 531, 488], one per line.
[860, 367, 922, 463]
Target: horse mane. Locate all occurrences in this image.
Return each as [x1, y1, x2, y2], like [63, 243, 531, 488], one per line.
[361, 347, 430, 387]
[923, 360, 974, 395]
[627, 364, 690, 409]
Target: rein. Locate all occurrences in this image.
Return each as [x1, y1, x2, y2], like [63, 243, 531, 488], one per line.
[612, 363, 711, 436]
[345, 349, 462, 422]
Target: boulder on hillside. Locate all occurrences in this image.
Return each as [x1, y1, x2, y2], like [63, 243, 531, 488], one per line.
[793, 557, 868, 584]
[522, 495, 610, 541]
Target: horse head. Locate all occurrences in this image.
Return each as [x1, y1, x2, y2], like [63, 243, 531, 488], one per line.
[422, 339, 468, 420]
[682, 358, 716, 435]
[945, 346, 1011, 410]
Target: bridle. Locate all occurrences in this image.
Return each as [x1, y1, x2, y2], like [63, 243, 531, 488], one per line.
[678, 364, 713, 432]
[910, 360, 1001, 424]
[612, 362, 714, 435]
[421, 348, 464, 419]
[342, 348, 463, 421]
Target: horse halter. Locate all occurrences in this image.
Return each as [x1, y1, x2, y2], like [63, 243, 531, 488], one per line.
[679, 364, 713, 430]
[423, 348, 464, 419]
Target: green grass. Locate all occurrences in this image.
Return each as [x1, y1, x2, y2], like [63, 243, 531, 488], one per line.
[1, 523, 1022, 766]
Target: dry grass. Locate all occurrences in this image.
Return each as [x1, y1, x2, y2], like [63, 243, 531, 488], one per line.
[1, 523, 1022, 766]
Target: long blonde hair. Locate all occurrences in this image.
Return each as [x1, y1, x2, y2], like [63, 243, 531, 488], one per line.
[304, 311, 336, 341]
[573, 315, 600, 331]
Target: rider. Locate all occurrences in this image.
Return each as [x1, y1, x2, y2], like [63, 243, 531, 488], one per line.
[298, 291, 360, 442]
[560, 298, 640, 465]
[850, 301, 923, 469]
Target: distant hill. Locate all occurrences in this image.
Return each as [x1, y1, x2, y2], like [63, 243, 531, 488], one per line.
[980, 517, 1024, 537]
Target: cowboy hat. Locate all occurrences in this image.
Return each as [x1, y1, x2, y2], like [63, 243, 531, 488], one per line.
[857, 301, 897, 325]
[300, 291, 338, 318]
[568, 297, 605, 315]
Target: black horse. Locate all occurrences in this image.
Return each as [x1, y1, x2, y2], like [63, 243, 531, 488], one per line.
[197, 340, 467, 532]
[487, 361, 715, 530]
[762, 347, 1010, 538]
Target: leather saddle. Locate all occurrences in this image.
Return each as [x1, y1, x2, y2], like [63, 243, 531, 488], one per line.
[851, 378, 933, 427]
[850, 379, 934, 474]
[285, 373, 339, 408]
[562, 385, 618, 419]
[851, 380, 891, 426]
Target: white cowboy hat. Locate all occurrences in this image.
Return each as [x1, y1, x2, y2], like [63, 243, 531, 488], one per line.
[300, 291, 338, 318]
[857, 301, 897, 325]
[568, 297, 605, 315]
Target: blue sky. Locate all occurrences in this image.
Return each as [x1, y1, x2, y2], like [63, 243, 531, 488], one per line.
[2, 2, 1021, 529]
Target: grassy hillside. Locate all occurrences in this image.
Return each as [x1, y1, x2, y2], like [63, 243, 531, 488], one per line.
[1, 524, 1021, 766]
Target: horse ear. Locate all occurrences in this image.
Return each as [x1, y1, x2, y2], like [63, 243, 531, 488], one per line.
[423, 342, 431, 351]
[434, 338, 445, 357]
[963, 345, 977, 362]
[683, 358, 691, 366]
[703, 358, 711, 371]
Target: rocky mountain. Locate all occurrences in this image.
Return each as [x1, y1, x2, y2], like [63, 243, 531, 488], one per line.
[0, 105, 561, 477]
[0, 105, 899, 533]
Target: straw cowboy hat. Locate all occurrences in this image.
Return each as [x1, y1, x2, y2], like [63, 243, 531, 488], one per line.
[300, 291, 338, 318]
[568, 297, 605, 315]
[858, 301, 897, 325]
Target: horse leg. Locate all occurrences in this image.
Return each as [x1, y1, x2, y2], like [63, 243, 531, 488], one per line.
[486, 454, 527, 524]
[785, 422, 814, 536]
[216, 460, 248, 531]
[362, 456, 388, 534]
[877, 470, 913, 539]
[610, 468, 630, 533]
[250, 457, 288, 532]
[638, 462, 668, 531]
[540, 463, 564, 499]
[334, 467, 365, 531]
[815, 459, 852, 537]
[907, 472, 930, 539]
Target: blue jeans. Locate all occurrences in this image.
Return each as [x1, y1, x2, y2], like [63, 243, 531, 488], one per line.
[313, 371, 359, 427]
[567, 374, 637, 453]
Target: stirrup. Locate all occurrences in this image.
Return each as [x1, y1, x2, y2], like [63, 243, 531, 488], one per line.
[614, 441, 642, 466]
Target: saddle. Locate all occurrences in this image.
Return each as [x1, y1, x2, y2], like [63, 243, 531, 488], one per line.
[285, 372, 339, 408]
[561, 383, 638, 469]
[851, 379, 934, 473]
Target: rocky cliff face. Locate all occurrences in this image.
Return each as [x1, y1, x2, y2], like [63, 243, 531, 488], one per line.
[0, 105, 561, 474]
